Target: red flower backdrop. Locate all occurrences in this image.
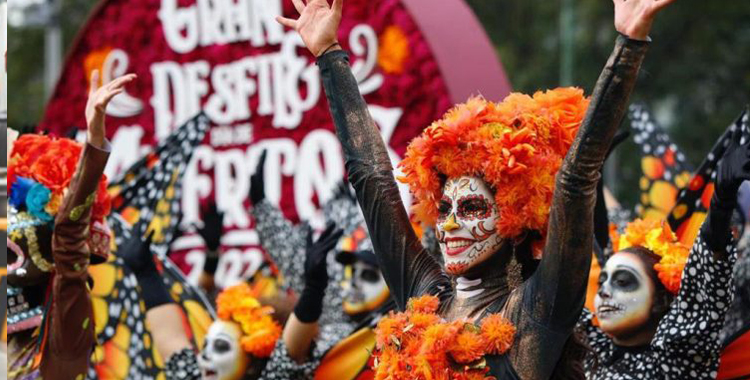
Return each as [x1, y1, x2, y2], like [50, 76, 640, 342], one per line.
[39, 0, 508, 287]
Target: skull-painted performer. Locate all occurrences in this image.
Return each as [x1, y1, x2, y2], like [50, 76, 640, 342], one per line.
[276, 0, 675, 377]
[578, 110, 748, 380]
[6, 71, 135, 379]
[121, 226, 282, 380]
[249, 152, 396, 379]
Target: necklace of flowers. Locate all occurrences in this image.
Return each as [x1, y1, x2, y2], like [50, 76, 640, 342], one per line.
[372, 295, 516, 380]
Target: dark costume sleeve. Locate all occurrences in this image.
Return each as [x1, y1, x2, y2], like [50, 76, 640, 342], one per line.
[503, 35, 650, 379]
[650, 230, 737, 379]
[251, 199, 311, 295]
[317, 51, 448, 310]
[41, 142, 110, 380]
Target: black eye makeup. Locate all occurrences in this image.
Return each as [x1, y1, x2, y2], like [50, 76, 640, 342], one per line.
[360, 268, 380, 283]
[456, 194, 491, 220]
[437, 197, 452, 220]
[598, 272, 608, 286]
[611, 269, 640, 292]
[214, 338, 232, 353]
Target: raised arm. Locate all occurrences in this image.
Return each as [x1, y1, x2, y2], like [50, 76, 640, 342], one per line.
[42, 71, 135, 379]
[249, 151, 311, 295]
[526, 0, 674, 330]
[277, 0, 442, 309]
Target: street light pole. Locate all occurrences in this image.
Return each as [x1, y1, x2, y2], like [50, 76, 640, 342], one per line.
[44, 0, 61, 98]
[559, 0, 574, 86]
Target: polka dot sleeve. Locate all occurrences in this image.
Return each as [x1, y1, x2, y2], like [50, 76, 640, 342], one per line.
[165, 348, 201, 380]
[651, 231, 737, 379]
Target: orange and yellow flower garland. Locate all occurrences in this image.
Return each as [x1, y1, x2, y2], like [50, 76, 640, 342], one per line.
[373, 295, 516, 380]
[215, 283, 282, 358]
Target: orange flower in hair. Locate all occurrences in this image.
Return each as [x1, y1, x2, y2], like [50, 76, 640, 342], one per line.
[215, 283, 282, 358]
[612, 218, 691, 294]
[399, 88, 589, 246]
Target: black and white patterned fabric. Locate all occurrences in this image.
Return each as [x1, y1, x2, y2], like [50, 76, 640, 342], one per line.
[165, 348, 201, 380]
[579, 230, 737, 380]
[258, 339, 322, 380]
[721, 247, 750, 346]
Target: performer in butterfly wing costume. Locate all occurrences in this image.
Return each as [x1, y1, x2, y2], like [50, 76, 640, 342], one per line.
[6, 71, 134, 379]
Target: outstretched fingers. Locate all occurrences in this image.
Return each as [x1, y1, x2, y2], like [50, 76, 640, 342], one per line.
[652, 0, 678, 12]
[291, 0, 306, 14]
[276, 16, 298, 29]
[89, 70, 101, 96]
[332, 0, 343, 14]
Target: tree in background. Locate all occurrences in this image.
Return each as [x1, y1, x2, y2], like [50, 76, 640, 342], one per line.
[8, 0, 750, 208]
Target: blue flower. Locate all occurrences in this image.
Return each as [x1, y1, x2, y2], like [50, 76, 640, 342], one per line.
[10, 177, 36, 209]
[26, 183, 54, 222]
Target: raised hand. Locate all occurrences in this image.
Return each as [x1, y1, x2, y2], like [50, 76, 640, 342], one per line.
[276, 0, 343, 57]
[120, 225, 157, 276]
[613, 0, 677, 41]
[303, 223, 344, 291]
[85, 70, 137, 147]
[715, 110, 750, 204]
[249, 150, 268, 205]
[194, 203, 224, 251]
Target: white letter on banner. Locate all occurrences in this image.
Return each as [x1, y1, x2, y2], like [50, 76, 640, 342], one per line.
[181, 146, 216, 229]
[159, 0, 199, 53]
[205, 64, 235, 124]
[214, 149, 251, 228]
[295, 130, 344, 221]
[249, 0, 284, 47]
[150, 62, 183, 140]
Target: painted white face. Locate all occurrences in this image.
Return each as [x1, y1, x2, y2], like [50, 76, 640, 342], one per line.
[436, 176, 504, 275]
[198, 320, 248, 380]
[594, 252, 655, 338]
[342, 260, 390, 315]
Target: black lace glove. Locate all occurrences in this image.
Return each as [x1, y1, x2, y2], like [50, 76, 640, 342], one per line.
[705, 109, 750, 252]
[249, 150, 267, 205]
[121, 225, 173, 309]
[293, 223, 344, 323]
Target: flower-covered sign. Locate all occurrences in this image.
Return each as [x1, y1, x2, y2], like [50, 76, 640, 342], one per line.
[39, 0, 510, 286]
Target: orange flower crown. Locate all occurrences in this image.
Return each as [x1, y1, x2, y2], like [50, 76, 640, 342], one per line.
[611, 218, 691, 294]
[398, 88, 590, 245]
[8, 134, 112, 222]
[215, 283, 282, 358]
[373, 295, 516, 380]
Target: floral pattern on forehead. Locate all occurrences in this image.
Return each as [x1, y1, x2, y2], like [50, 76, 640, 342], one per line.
[399, 89, 590, 254]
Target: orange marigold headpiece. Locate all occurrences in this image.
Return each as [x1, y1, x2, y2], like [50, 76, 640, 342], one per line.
[215, 283, 282, 358]
[373, 295, 516, 380]
[611, 218, 691, 294]
[398, 88, 589, 243]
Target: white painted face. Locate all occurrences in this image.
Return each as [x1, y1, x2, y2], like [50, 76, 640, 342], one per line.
[436, 176, 504, 275]
[198, 320, 249, 380]
[342, 260, 390, 315]
[594, 252, 655, 338]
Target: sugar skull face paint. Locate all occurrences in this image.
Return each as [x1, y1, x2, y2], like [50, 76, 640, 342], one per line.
[594, 252, 655, 338]
[198, 320, 249, 380]
[342, 260, 390, 315]
[436, 176, 504, 275]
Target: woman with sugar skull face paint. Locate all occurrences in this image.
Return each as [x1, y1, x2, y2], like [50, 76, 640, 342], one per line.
[578, 110, 748, 380]
[277, 0, 675, 377]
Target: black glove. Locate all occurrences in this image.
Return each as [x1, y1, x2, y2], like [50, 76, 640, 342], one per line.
[293, 223, 344, 323]
[195, 203, 223, 251]
[249, 150, 267, 205]
[705, 110, 750, 252]
[121, 225, 173, 309]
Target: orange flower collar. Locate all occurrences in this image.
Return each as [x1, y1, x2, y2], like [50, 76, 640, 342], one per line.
[373, 295, 516, 380]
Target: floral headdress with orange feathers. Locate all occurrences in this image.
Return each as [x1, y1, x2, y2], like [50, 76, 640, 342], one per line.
[610, 218, 691, 294]
[398, 88, 590, 252]
[215, 283, 282, 358]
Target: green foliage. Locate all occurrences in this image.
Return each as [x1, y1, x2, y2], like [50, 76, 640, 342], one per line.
[466, 0, 750, 208]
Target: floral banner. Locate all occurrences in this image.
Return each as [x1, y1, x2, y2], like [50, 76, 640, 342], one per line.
[38, 0, 510, 287]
